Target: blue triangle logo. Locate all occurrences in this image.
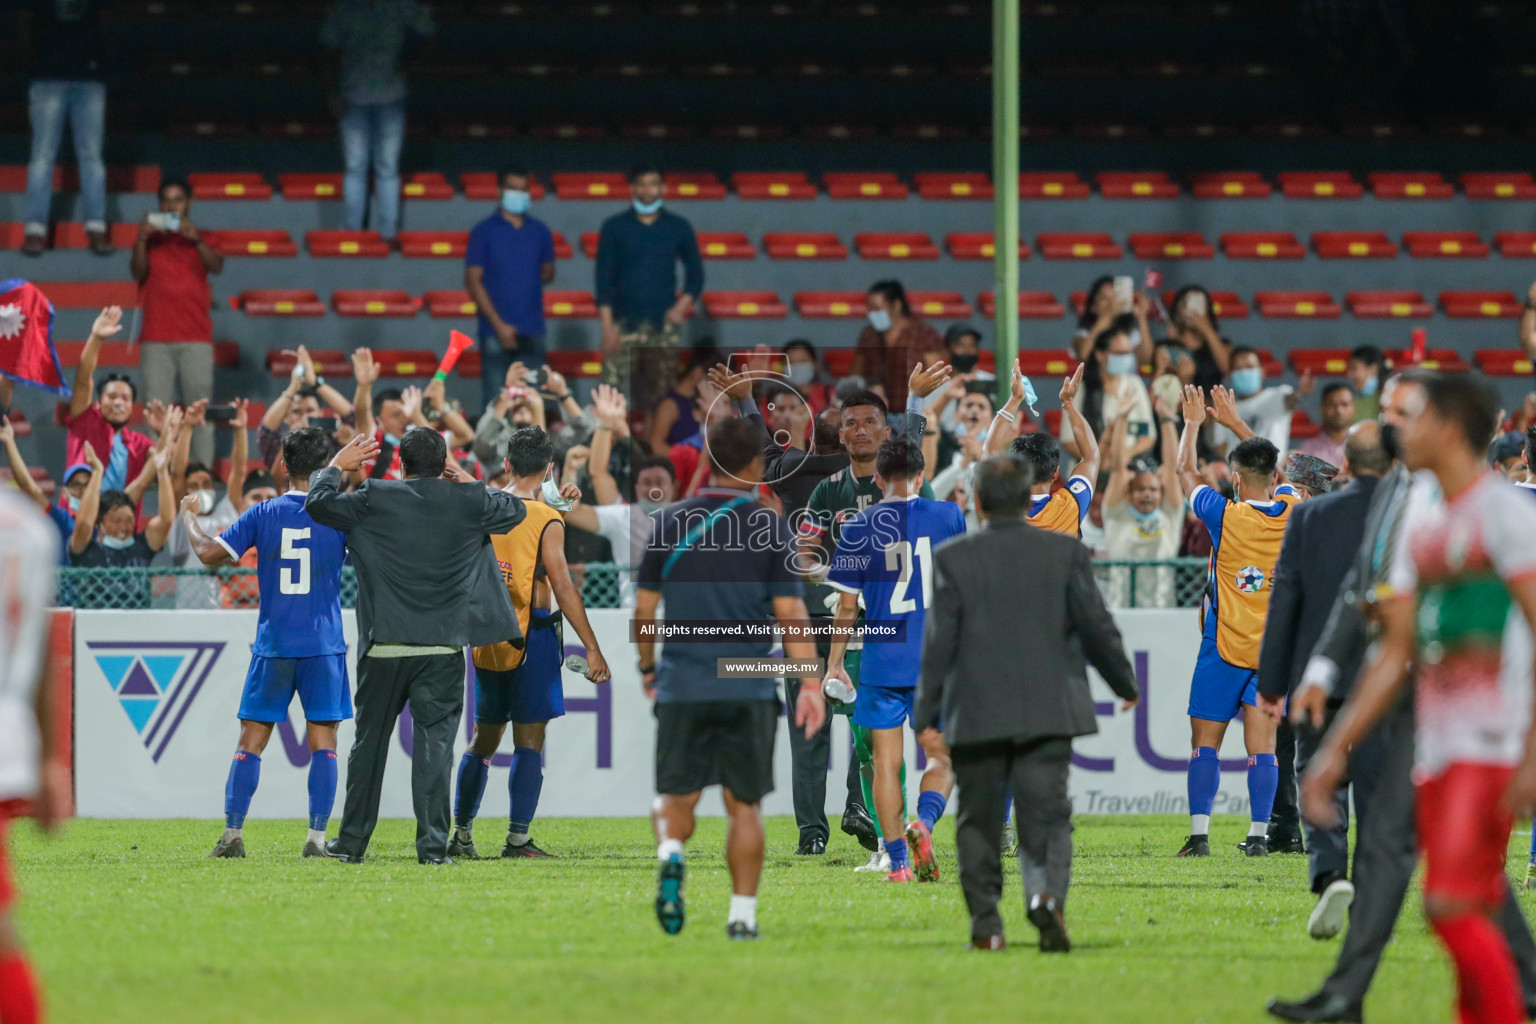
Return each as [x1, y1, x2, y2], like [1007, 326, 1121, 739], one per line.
[119, 697, 158, 733]
[141, 656, 183, 691]
[94, 655, 136, 692]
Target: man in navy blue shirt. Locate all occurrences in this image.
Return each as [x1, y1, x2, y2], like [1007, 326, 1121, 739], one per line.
[595, 165, 703, 403]
[465, 166, 556, 409]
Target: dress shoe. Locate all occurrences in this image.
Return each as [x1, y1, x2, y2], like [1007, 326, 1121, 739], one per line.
[418, 853, 456, 865]
[795, 836, 827, 855]
[1027, 895, 1071, 953]
[1265, 991, 1363, 1023]
[324, 838, 363, 863]
[1268, 829, 1306, 854]
[840, 805, 879, 852]
[970, 935, 1005, 951]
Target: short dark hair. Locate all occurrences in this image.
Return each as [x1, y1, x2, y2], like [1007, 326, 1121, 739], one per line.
[975, 455, 1035, 517]
[1320, 382, 1354, 403]
[784, 338, 817, 361]
[875, 437, 924, 481]
[634, 454, 676, 481]
[867, 279, 910, 316]
[99, 489, 135, 519]
[1229, 345, 1260, 364]
[1349, 345, 1384, 368]
[685, 343, 723, 374]
[943, 323, 982, 349]
[1091, 323, 1130, 352]
[628, 162, 663, 182]
[812, 407, 842, 453]
[184, 460, 214, 483]
[839, 389, 888, 420]
[282, 426, 332, 479]
[960, 382, 996, 413]
[375, 387, 404, 407]
[399, 426, 448, 478]
[706, 417, 765, 476]
[1421, 374, 1501, 453]
[1008, 431, 1061, 486]
[242, 469, 278, 495]
[158, 176, 191, 199]
[498, 165, 531, 185]
[1230, 436, 1279, 478]
[100, 372, 136, 400]
[506, 425, 554, 478]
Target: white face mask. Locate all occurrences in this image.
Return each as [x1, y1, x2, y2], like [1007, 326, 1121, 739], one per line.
[541, 469, 575, 511]
[100, 533, 136, 550]
[194, 489, 216, 516]
[867, 309, 892, 332]
[785, 361, 815, 386]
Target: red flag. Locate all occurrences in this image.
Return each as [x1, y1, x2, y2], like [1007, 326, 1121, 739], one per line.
[0, 280, 68, 397]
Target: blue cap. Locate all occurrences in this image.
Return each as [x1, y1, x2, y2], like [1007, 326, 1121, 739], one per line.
[63, 462, 91, 484]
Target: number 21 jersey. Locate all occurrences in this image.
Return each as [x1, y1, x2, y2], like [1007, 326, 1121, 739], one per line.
[216, 492, 349, 658]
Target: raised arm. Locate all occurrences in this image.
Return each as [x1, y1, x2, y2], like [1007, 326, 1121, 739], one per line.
[589, 384, 626, 505]
[171, 399, 207, 499]
[1177, 384, 1208, 498]
[228, 399, 252, 512]
[69, 306, 124, 420]
[178, 492, 235, 566]
[542, 369, 583, 425]
[70, 444, 105, 555]
[1207, 384, 1255, 443]
[1101, 406, 1132, 508]
[351, 348, 379, 440]
[1060, 364, 1099, 480]
[0, 419, 47, 511]
[1155, 398, 1181, 505]
[265, 350, 307, 431]
[144, 450, 175, 551]
[984, 359, 1026, 456]
[540, 521, 611, 683]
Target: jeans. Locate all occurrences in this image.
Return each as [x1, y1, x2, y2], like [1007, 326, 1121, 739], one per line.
[339, 101, 405, 239]
[478, 333, 547, 411]
[25, 80, 107, 235]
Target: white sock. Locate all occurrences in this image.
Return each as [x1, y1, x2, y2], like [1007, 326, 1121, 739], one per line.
[1248, 821, 1269, 838]
[728, 894, 757, 929]
[223, 826, 242, 842]
[307, 828, 326, 846]
[657, 837, 684, 862]
[1190, 814, 1211, 836]
[507, 830, 530, 847]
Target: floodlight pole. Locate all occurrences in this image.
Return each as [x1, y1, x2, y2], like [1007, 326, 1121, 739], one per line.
[992, 0, 1020, 408]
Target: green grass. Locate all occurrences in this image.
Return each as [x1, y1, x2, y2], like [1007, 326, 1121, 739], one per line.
[12, 814, 1526, 1023]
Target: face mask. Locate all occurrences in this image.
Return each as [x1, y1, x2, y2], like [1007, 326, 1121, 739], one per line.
[66, 495, 81, 514]
[1105, 352, 1137, 378]
[194, 489, 216, 516]
[1230, 367, 1263, 397]
[100, 533, 136, 550]
[1380, 423, 1400, 461]
[383, 432, 401, 447]
[1129, 504, 1162, 527]
[950, 353, 979, 374]
[785, 361, 815, 386]
[541, 471, 576, 511]
[1361, 375, 1379, 397]
[632, 197, 663, 216]
[501, 189, 530, 215]
[867, 309, 892, 332]
[638, 499, 667, 515]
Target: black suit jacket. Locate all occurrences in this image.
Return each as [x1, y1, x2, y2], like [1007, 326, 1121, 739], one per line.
[1257, 474, 1380, 700]
[914, 518, 1138, 748]
[305, 469, 527, 649]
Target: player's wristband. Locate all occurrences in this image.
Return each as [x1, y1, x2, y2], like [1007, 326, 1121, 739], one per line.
[996, 409, 1017, 423]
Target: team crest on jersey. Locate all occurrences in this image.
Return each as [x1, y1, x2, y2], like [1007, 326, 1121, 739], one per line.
[87, 641, 226, 762]
[1235, 566, 1266, 595]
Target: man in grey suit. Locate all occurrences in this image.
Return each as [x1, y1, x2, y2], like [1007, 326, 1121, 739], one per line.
[306, 428, 526, 865]
[915, 455, 1139, 953]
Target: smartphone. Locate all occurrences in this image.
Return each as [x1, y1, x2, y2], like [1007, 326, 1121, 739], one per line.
[308, 415, 338, 432]
[1183, 290, 1208, 318]
[1113, 275, 1134, 311]
[203, 405, 237, 423]
[146, 212, 181, 232]
[524, 367, 543, 387]
[1128, 420, 1151, 438]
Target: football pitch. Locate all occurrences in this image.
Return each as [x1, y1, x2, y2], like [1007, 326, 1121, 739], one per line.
[12, 814, 1511, 1024]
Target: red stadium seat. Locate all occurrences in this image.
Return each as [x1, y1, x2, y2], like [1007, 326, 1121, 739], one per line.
[0, 466, 53, 497]
[4, 409, 29, 439]
[1190, 171, 1271, 198]
[1312, 231, 1397, 258]
[907, 291, 973, 318]
[696, 232, 755, 259]
[854, 232, 939, 259]
[580, 232, 599, 259]
[213, 458, 269, 483]
[795, 292, 867, 318]
[1018, 172, 1090, 199]
[945, 233, 1029, 260]
[1439, 290, 1521, 318]
[545, 291, 597, 318]
[53, 223, 139, 249]
[978, 291, 1067, 319]
[233, 289, 325, 316]
[552, 173, 628, 200]
[550, 231, 573, 260]
[423, 290, 477, 318]
[1221, 231, 1305, 259]
[1289, 348, 1353, 375]
[1128, 232, 1214, 259]
[332, 290, 421, 317]
[1290, 409, 1321, 440]
[1255, 349, 1285, 376]
[213, 341, 239, 368]
[266, 349, 349, 377]
[306, 230, 389, 258]
[732, 172, 816, 199]
[1346, 290, 1432, 318]
[664, 173, 726, 199]
[400, 172, 453, 199]
[1476, 350, 1536, 376]
[460, 172, 547, 201]
[1015, 350, 1078, 375]
[1462, 172, 1536, 200]
[547, 351, 605, 378]
[279, 172, 343, 199]
[56, 341, 137, 367]
[702, 291, 787, 318]
[763, 232, 848, 259]
[0, 164, 157, 193]
[0, 224, 25, 249]
[824, 172, 907, 199]
[1368, 171, 1454, 199]
[915, 172, 992, 199]
[1402, 231, 1489, 258]
[370, 350, 437, 376]
[1036, 232, 1121, 259]
[1495, 232, 1536, 258]
[1256, 291, 1342, 318]
[398, 231, 469, 258]
[1384, 348, 1471, 373]
[1278, 171, 1363, 199]
[216, 229, 297, 257]
[1096, 171, 1179, 199]
[1160, 290, 1249, 318]
[188, 172, 272, 200]
[35, 281, 139, 308]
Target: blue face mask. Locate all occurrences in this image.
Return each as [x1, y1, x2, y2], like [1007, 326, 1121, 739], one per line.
[383, 432, 401, 447]
[1105, 352, 1137, 378]
[1360, 375, 1379, 397]
[541, 470, 575, 511]
[867, 309, 892, 332]
[1230, 367, 1264, 397]
[1128, 504, 1162, 527]
[100, 533, 136, 550]
[501, 189, 530, 215]
[632, 197, 663, 216]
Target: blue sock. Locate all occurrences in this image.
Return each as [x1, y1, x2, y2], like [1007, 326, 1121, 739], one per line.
[1248, 753, 1279, 825]
[454, 753, 490, 829]
[1530, 823, 1536, 863]
[917, 791, 947, 830]
[1188, 746, 1220, 823]
[307, 749, 337, 833]
[1001, 793, 1012, 824]
[507, 747, 543, 836]
[224, 750, 260, 829]
[886, 835, 909, 869]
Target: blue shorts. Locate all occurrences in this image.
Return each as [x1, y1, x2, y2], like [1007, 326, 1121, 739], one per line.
[1187, 635, 1258, 722]
[475, 613, 563, 725]
[238, 654, 353, 723]
[851, 684, 915, 731]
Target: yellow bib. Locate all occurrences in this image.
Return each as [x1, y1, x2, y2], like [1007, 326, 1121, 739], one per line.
[1212, 493, 1298, 668]
[472, 500, 564, 672]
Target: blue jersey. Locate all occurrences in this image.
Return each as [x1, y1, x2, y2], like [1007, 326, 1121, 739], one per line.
[216, 492, 348, 658]
[825, 495, 967, 689]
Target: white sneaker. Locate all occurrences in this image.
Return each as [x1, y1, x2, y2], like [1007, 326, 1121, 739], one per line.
[1308, 878, 1355, 940]
[854, 847, 891, 873]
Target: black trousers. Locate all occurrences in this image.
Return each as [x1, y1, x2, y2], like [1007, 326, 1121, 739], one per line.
[336, 652, 464, 861]
[1271, 717, 1299, 835]
[953, 736, 1073, 940]
[1294, 703, 1350, 893]
[784, 679, 831, 843]
[1319, 698, 1536, 1004]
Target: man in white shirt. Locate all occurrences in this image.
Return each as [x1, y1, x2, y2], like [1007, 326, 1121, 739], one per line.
[1101, 408, 1184, 607]
[1211, 347, 1311, 456]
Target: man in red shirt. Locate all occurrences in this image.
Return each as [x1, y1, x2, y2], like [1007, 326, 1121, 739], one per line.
[65, 306, 156, 496]
[130, 176, 224, 466]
